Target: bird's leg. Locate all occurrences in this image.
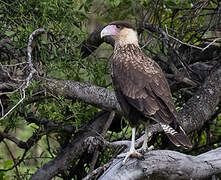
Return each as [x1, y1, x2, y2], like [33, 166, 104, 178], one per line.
[118, 127, 143, 164]
[138, 122, 154, 153]
[141, 122, 148, 151]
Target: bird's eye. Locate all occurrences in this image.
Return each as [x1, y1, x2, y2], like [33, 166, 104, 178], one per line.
[116, 24, 121, 29]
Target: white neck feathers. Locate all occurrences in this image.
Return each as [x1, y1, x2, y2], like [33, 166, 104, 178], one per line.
[115, 28, 139, 47]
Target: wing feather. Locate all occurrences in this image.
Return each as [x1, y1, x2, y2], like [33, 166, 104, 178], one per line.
[110, 45, 192, 148]
[112, 53, 177, 124]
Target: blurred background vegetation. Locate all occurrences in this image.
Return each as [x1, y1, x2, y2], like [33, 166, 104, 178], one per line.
[0, 0, 220, 179]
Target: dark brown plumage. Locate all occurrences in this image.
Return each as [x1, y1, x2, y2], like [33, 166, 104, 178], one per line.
[101, 21, 192, 163]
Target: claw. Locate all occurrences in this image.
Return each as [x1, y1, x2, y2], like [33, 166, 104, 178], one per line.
[118, 127, 144, 164]
[137, 122, 154, 154]
[138, 145, 154, 154]
[118, 150, 143, 164]
[118, 127, 154, 164]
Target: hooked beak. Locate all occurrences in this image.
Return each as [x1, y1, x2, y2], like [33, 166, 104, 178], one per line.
[100, 25, 118, 38]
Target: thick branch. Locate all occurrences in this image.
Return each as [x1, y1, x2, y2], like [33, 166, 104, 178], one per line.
[44, 78, 121, 112]
[44, 63, 221, 134]
[30, 111, 112, 180]
[99, 148, 221, 180]
[178, 64, 221, 132]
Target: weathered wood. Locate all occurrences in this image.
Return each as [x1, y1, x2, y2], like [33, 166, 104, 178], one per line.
[99, 148, 221, 180]
[30, 111, 112, 180]
[44, 78, 121, 112]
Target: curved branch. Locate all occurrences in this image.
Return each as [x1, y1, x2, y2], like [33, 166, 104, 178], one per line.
[30, 111, 113, 180]
[44, 63, 221, 134]
[44, 78, 121, 112]
[178, 64, 221, 132]
[0, 28, 45, 120]
[99, 148, 221, 180]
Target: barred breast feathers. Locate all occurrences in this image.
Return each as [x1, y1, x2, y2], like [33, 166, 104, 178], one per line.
[112, 44, 159, 75]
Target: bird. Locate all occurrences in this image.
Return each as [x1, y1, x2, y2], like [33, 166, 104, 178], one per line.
[100, 21, 192, 164]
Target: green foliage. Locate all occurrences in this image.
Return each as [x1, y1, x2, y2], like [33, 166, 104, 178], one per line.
[0, 0, 98, 178]
[0, 0, 220, 179]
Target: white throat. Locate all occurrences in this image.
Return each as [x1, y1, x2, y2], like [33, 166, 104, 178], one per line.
[115, 28, 139, 47]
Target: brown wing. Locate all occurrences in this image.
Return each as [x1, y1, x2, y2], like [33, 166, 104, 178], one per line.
[112, 54, 177, 124]
[111, 52, 192, 148]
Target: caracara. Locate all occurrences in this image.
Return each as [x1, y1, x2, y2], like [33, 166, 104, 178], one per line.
[100, 21, 192, 164]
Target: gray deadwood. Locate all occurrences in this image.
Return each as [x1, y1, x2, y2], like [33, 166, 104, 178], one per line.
[99, 148, 221, 180]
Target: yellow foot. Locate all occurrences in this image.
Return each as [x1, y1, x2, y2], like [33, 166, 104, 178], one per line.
[118, 150, 143, 164]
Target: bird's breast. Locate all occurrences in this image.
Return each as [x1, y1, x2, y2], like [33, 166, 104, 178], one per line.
[112, 46, 159, 75]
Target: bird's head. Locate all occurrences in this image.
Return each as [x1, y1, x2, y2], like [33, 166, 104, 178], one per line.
[100, 21, 138, 46]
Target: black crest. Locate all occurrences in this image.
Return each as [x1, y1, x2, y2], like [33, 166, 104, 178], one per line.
[108, 21, 135, 30]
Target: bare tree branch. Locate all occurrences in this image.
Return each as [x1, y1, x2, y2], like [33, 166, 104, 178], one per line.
[44, 78, 121, 112]
[178, 64, 221, 132]
[0, 28, 45, 120]
[165, 24, 221, 51]
[0, 130, 27, 149]
[89, 111, 115, 172]
[99, 148, 221, 180]
[30, 111, 113, 180]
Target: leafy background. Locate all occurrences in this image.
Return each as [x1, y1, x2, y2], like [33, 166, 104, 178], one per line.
[0, 0, 220, 179]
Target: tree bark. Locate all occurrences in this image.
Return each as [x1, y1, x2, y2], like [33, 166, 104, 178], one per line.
[44, 78, 121, 112]
[43, 63, 221, 134]
[30, 111, 112, 180]
[178, 64, 221, 133]
[99, 148, 221, 180]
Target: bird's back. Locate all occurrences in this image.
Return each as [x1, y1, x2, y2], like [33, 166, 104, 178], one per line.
[111, 44, 177, 122]
[111, 44, 192, 148]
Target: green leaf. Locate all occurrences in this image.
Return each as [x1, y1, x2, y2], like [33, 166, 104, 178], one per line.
[0, 172, 5, 180]
[5, 31, 15, 36]
[28, 123, 39, 129]
[165, 0, 177, 7]
[4, 160, 13, 168]
[113, 0, 121, 6]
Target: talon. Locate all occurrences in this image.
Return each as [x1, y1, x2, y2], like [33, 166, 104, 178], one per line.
[138, 145, 154, 154]
[117, 127, 146, 164]
[120, 150, 143, 164]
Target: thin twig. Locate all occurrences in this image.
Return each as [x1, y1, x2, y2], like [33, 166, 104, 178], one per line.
[3, 141, 22, 180]
[0, 99, 4, 116]
[165, 25, 221, 51]
[0, 130, 27, 149]
[1, 62, 27, 67]
[104, 123, 162, 150]
[0, 149, 28, 172]
[0, 28, 46, 121]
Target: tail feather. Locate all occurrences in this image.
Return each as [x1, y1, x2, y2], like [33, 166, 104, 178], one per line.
[161, 123, 192, 148]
